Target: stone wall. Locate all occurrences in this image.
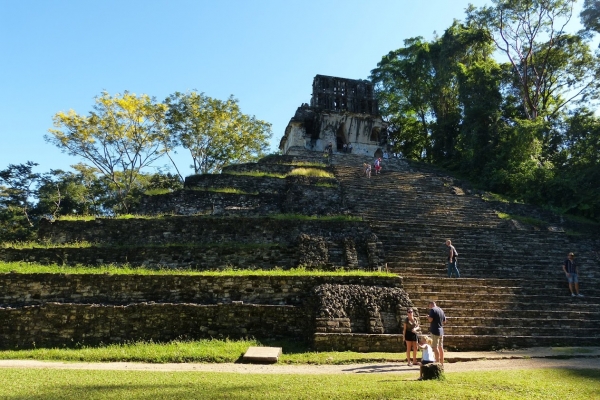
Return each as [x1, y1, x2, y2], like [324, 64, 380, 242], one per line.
[136, 190, 282, 217]
[0, 274, 406, 350]
[312, 284, 414, 334]
[0, 274, 402, 307]
[34, 218, 384, 270]
[0, 303, 307, 349]
[0, 244, 297, 270]
[313, 333, 404, 352]
[38, 218, 368, 246]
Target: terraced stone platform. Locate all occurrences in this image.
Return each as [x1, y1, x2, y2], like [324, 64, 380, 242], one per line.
[1, 153, 598, 351]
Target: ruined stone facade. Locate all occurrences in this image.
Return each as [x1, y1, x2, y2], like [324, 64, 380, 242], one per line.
[279, 75, 388, 157]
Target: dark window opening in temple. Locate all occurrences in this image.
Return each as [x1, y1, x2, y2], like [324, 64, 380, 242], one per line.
[370, 127, 380, 142]
[336, 124, 347, 151]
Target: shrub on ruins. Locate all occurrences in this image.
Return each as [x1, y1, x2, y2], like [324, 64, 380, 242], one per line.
[164, 91, 272, 175]
[0, 162, 41, 241]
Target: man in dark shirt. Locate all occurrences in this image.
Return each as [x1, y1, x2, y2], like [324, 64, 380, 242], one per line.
[563, 252, 583, 297]
[445, 239, 460, 278]
[428, 301, 446, 364]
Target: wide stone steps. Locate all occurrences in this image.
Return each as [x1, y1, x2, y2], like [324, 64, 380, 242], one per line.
[429, 325, 597, 336]
[407, 297, 597, 311]
[443, 335, 598, 351]
[331, 160, 600, 351]
[413, 309, 599, 321]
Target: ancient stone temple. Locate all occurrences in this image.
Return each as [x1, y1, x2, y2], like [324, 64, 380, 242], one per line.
[279, 75, 388, 157]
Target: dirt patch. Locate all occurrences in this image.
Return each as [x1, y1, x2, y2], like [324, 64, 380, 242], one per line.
[0, 357, 598, 375]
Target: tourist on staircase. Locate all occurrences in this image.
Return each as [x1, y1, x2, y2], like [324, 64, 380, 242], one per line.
[363, 163, 371, 178]
[374, 157, 382, 175]
[403, 308, 420, 366]
[445, 239, 460, 278]
[563, 252, 583, 297]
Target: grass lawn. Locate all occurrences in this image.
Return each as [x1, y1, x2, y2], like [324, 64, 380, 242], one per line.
[0, 368, 597, 399]
[0, 339, 404, 365]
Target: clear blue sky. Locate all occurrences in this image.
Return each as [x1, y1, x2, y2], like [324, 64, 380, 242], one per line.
[0, 0, 586, 177]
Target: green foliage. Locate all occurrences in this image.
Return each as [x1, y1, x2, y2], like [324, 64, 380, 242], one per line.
[46, 91, 169, 213]
[581, 0, 600, 36]
[372, 2, 600, 221]
[165, 91, 272, 175]
[0, 162, 40, 241]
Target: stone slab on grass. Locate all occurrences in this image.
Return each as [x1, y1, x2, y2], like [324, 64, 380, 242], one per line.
[242, 346, 283, 363]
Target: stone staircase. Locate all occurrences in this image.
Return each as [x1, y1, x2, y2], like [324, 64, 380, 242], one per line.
[330, 155, 600, 350]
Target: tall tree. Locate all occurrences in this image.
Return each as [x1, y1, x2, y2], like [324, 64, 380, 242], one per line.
[46, 91, 169, 213]
[580, 0, 600, 35]
[371, 21, 497, 164]
[467, 0, 598, 120]
[165, 91, 272, 175]
[371, 37, 434, 160]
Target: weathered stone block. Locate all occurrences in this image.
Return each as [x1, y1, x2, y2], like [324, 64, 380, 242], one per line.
[421, 363, 444, 380]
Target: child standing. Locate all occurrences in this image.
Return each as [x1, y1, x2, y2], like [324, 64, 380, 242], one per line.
[417, 335, 436, 380]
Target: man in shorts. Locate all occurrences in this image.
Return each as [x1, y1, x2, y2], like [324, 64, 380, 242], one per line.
[427, 300, 446, 364]
[563, 252, 583, 297]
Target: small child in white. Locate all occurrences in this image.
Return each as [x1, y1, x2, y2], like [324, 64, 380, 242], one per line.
[417, 335, 436, 380]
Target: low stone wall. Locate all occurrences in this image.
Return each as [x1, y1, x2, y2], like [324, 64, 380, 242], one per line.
[0, 244, 298, 269]
[0, 274, 402, 307]
[313, 333, 404, 352]
[0, 303, 308, 349]
[38, 218, 365, 247]
[0, 274, 405, 350]
[136, 191, 282, 216]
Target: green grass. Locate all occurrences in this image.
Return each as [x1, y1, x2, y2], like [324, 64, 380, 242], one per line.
[222, 170, 287, 179]
[287, 161, 327, 167]
[288, 168, 334, 178]
[315, 182, 337, 188]
[144, 188, 173, 196]
[496, 212, 547, 227]
[223, 168, 334, 179]
[0, 241, 278, 250]
[0, 339, 256, 363]
[0, 241, 96, 249]
[0, 368, 597, 399]
[0, 262, 394, 277]
[55, 215, 97, 221]
[55, 214, 169, 222]
[190, 187, 259, 195]
[0, 339, 403, 365]
[482, 192, 515, 203]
